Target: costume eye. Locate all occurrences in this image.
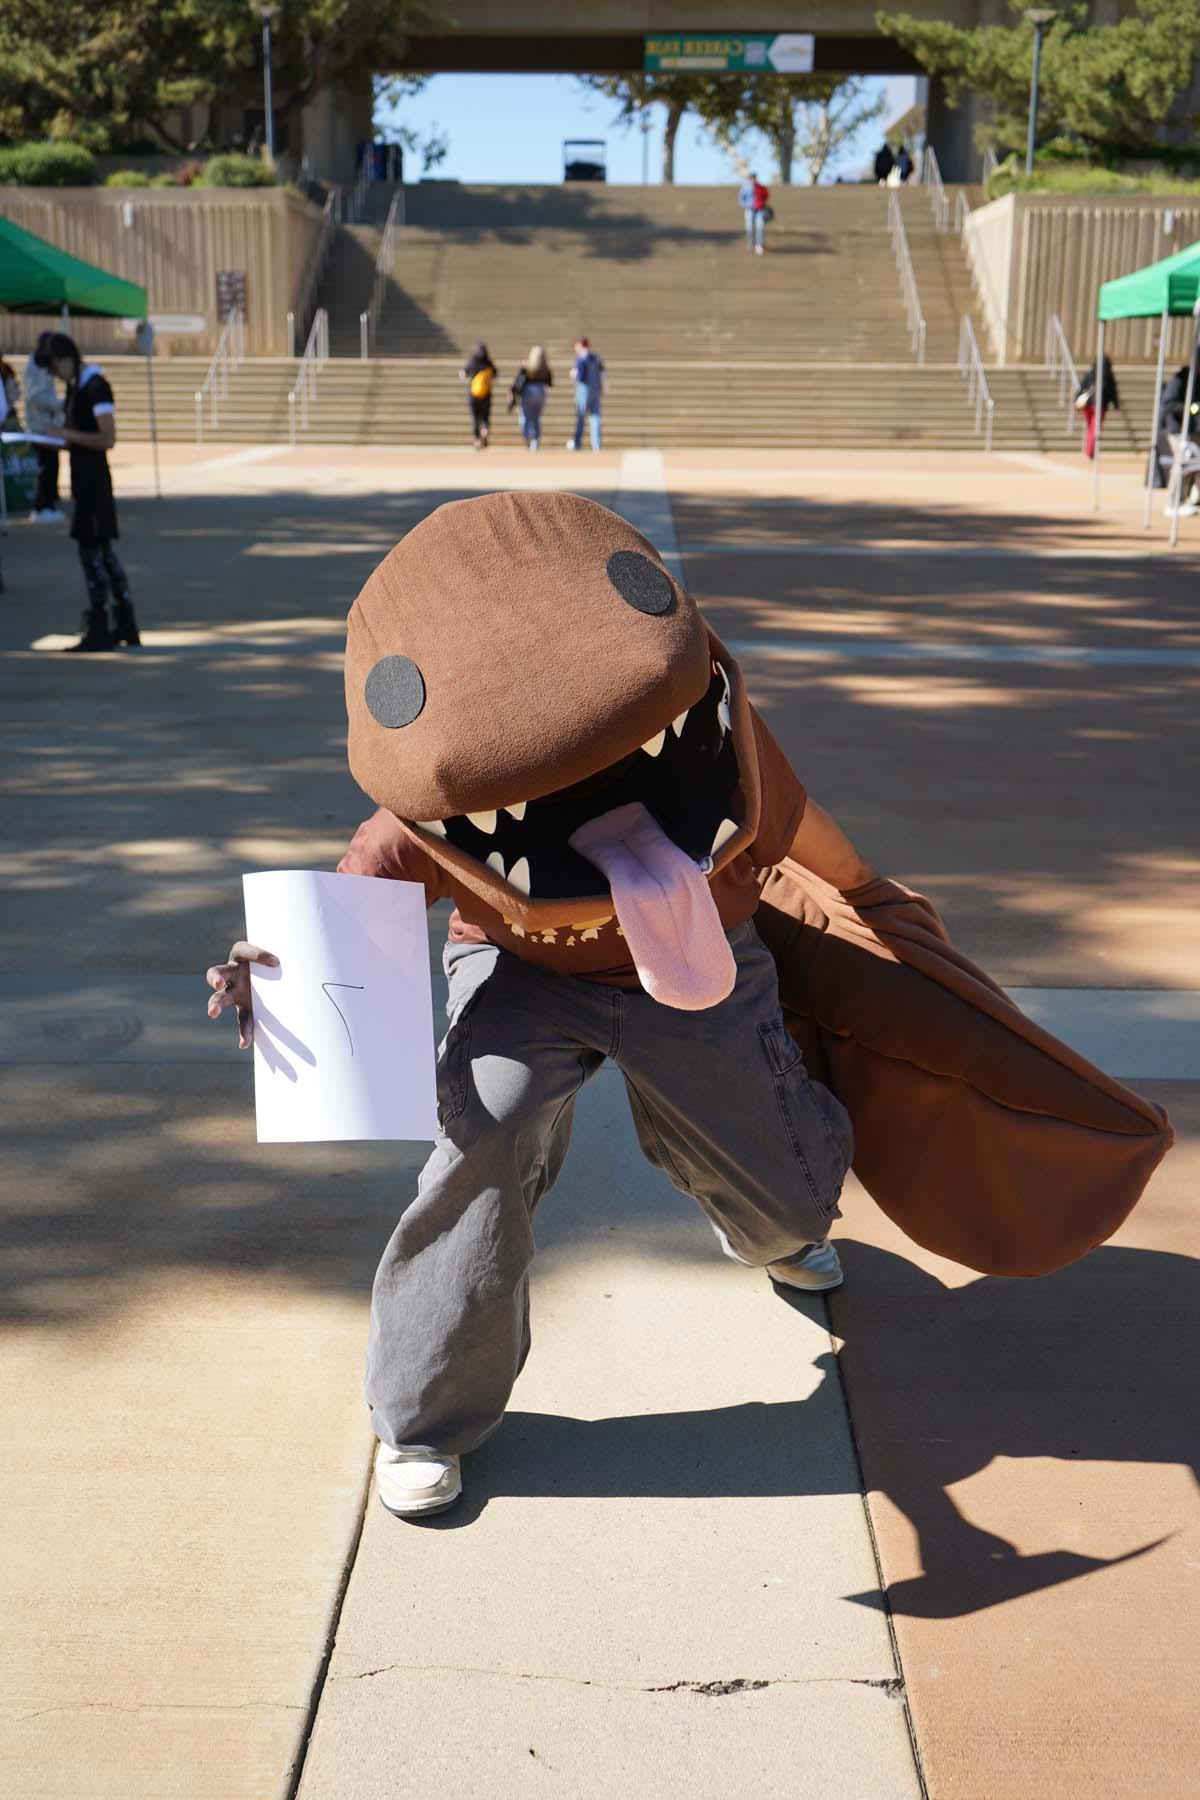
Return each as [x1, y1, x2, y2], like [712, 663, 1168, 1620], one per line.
[606, 550, 673, 616]
[364, 655, 425, 728]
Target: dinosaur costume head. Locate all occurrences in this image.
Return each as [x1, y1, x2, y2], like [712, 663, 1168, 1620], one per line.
[345, 492, 763, 1001]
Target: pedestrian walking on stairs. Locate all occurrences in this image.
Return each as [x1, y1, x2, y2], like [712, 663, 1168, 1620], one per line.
[460, 343, 497, 450]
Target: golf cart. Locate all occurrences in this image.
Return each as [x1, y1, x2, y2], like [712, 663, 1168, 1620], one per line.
[563, 139, 606, 183]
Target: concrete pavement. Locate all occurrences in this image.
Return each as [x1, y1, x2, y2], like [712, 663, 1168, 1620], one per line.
[1, 443, 1195, 1798]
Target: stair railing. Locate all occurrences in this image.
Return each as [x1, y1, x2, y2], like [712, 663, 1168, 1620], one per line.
[287, 308, 329, 446]
[342, 155, 373, 225]
[362, 188, 404, 359]
[1045, 313, 1083, 435]
[287, 190, 336, 357]
[920, 143, 949, 231]
[981, 146, 1000, 191]
[888, 190, 927, 365]
[958, 315, 995, 452]
[193, 305, 245, 443]
[955, 189, 972, 233]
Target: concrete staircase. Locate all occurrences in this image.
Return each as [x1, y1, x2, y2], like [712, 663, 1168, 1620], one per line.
[896, 186, 988, 364]
[314, 183, 397, 358]
[365, 182, 917, 366]
[94, 184, 1158, 453]
[103, 355, 1159, 453]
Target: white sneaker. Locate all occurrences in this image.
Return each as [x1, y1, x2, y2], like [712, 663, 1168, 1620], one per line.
[767, 1239, 844, 1292]
[375, 1442, 462, 1517]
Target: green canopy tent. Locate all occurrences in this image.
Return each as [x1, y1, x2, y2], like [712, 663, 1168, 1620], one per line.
[0, 214, 147, 319]
[0, 216, 153, 523]
[1092, 239, 1200, 542]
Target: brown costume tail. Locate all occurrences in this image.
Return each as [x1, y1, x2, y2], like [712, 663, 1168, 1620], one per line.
[755, 860, 1173, 1278]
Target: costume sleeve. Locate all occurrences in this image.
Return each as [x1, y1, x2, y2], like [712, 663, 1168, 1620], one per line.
[747, 708, 807, 867]
[338, 808, 452, 906]
[89, 376, 115, 417]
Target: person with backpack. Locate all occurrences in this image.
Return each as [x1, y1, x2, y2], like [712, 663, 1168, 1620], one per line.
[508, 346, 553, 451]
[1074, 354, 1119, 461]
[460, 343, 497, 450]
[749, 176, 770, 255]
[566, 337, 605, 451]
[44, 332, 141, 653]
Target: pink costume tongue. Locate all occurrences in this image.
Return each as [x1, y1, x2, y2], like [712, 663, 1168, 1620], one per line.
[569, 802, 737, 1011]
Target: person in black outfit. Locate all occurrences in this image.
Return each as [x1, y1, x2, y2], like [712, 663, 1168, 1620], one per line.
[874, 143, 894, 184]
[895, 145, 914, 184]
[46, 333, 140, 653]
[459, 343, 497, 449]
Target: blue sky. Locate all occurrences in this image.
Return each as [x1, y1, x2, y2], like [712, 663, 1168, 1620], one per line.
[377, 74, 917, 186]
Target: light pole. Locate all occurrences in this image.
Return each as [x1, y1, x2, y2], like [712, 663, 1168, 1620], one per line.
[1024, 9, 1056, 176]
[250, 2, 280, 162]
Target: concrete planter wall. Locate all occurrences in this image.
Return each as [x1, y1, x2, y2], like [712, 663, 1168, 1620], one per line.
[964, 192, 1200, 366]
[0, 186, 326, 357]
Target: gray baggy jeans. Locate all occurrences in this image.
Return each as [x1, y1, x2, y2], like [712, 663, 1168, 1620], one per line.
[365, 920, 853, 1454]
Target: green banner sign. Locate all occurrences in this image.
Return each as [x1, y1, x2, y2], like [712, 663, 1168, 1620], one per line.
[644, 32, 814, 74]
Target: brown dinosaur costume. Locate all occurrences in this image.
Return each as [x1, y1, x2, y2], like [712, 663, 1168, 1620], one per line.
[342, 490, 1172, 1279]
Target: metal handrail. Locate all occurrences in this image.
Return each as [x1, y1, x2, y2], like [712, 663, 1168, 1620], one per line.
[981, 146, 1000, 189]
[958, 315, 995, 452]
[287, 308, 329, 446]
[955, 189, 972, 233]
[362, 188, 404, 358]
[1045, 313, 1083, 434]
[921, 143, 949, 231]
[193, 306, 245, 443]
[287, 190, 336, 358]
[888, 190, 927, 365]
[341, 156, 372, 225]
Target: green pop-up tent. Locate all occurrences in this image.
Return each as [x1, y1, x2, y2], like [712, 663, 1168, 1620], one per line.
[1091, 238, 1200, 538]
[0, 214, 146, 318]
[0, 216, 155, 520]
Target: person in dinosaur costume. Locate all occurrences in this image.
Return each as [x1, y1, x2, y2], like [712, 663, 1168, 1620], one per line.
[205, 491, 1172, 1520]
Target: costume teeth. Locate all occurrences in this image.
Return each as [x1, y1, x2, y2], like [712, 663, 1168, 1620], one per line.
[417, 818, 446, 837]
[508, 857, 531, 895]
[671, 709, 689, 738]
[504, 801, 527, 822]
[710, 817, 739, 857]
[467, 810, 498, 834]
[641, 729, 666, 758]
[486, 850, 506, 878]
[717, 666, 732, 734]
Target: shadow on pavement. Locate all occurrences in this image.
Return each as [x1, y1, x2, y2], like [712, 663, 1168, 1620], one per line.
[830, 1239, 1199, 1619]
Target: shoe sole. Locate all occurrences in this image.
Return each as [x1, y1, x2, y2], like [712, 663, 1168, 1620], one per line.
[768, 1268, 845, 1293]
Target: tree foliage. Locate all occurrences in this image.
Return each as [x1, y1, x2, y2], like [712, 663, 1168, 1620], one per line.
[580, 74, 745, 183]
[721, 75, 886, 185]
[878, 0, 1200, 154]
[0, 0, 441, 152]
[582, 72, 886, 185]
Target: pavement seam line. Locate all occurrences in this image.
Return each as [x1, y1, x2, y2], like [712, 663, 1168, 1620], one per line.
[283, 1446, 376, 1800]
[825, 1298, 931, 1800]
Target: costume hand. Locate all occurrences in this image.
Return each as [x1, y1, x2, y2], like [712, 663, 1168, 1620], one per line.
[205, 941, 278, 1049]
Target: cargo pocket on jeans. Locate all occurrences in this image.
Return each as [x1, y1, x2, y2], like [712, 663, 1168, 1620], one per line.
[436, 1011, 474, 1130]
[758, 1019, 852, 1220]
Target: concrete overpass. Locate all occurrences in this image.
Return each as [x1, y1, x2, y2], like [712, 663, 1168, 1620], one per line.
[307, 2, 1133, 181]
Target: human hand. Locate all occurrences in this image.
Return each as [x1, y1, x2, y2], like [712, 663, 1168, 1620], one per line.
[204, 941, 279, 1048]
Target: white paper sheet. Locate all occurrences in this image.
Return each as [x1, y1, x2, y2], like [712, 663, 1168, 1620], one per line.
[1, 430, 64, 448]
[242, 870, 438, 1143]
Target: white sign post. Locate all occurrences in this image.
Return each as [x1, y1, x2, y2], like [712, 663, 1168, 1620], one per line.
[242, 871, 438, 1144]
